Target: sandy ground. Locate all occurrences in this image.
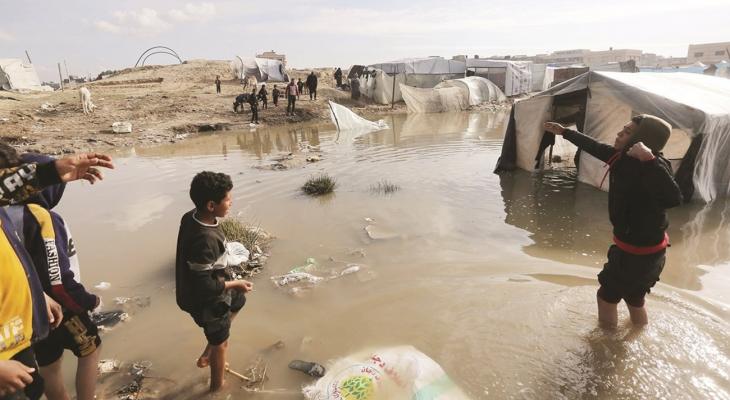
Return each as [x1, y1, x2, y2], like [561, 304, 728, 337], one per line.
[0, 60, 407, 155]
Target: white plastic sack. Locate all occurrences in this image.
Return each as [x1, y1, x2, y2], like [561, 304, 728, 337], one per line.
[328, 101, 388, 132]
[111, 122, 132, 134]
[303, 346, 470, 400]
[226, 241, 250, 266]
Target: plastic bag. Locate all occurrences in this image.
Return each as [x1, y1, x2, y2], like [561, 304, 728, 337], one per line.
[226, 241, 250, 266]
[303, 346, 470, 400]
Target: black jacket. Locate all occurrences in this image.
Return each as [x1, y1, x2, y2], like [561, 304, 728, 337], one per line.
[306, 74, 318, 89]
[563, 130, 682, 246]
[175, 210, 231, 314]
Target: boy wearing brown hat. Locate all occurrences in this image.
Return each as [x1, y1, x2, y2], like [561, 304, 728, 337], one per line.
[544, 115, 682, 328]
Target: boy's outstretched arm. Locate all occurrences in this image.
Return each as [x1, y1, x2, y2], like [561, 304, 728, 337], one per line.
[544, 122, 616, 163]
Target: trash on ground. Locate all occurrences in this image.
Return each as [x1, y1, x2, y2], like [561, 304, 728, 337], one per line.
[288, 258, 318, 274]
[91, 310, 129, 331]
[364, 224, 400, 240]
[114, 361, 153, 400]
[227, 340, 285, 392]
[98, 359, 122, 374]
[113, 296, 151, 308]
[271, 272, 324, 287]
[112, 122, 133, 134]
[305, 155, 321, 163]
[288, 360, 326, 378]
[302, 346, 470, 400]
[95, 281, 111, 290]
[39, 102, 57, 112]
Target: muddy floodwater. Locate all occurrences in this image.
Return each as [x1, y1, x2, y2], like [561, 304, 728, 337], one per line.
[55, 111, 729, 399]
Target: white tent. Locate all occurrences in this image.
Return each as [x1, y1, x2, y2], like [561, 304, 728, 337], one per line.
[495, 71, 730, 202]
[466, 59, 532, 96]
[230, 57, 289, 82]
[0, 59, 48, 91]
[361, 57, 466, 105]
[530, 64, 555, 92]
[400, 76, 506, 113]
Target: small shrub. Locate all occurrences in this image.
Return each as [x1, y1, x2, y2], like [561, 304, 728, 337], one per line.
[370, 179, 400, 195]
[302, 174, 336, 196]
[220, 218, 266, 252]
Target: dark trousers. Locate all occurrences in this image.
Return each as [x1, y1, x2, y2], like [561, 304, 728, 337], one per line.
[273, 95, 279, 106]
[287, 95, 296, 114]
[260, 97, 268, 109]
[250, 106, 258, 123]
[216, 84, 221, 94]
[309, 87, 317, 100]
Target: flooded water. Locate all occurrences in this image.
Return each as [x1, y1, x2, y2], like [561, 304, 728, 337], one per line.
[55, 111, 730, 399]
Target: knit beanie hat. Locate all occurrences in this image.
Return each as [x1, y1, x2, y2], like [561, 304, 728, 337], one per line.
[628, 114, 671, 154]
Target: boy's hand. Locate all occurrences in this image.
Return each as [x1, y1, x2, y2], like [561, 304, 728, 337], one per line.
[44, 294, 63, 329]
[0, 360, 35, 396]
[55, 153, 114, 184]
[238, 280, 254, 293]
[627, 142, 655, 161]
[543, 122, 566, 135]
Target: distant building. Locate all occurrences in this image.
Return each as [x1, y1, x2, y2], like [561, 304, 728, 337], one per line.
[687, 42, 730, 64]
[256, 50, 286, 65]
[538, 48, 642, 67]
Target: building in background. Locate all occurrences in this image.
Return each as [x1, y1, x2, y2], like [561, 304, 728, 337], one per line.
[256, 50, 287, 65]
[687, 42, 730, 64]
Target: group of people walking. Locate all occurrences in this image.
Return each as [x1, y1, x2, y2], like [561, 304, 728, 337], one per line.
[228, 71, 320, 123]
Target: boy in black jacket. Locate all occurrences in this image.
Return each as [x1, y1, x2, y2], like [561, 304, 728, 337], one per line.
[544, 115, 682, 328]
[175, 171, 253, 392]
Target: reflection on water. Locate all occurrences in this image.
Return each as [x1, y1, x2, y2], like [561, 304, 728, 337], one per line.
[54, 110, 729, 399]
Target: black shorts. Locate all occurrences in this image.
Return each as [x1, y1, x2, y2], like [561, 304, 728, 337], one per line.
[191, 290, 246, 346]
[34, 310, 101, 367]
[597, 245, 666, 308]
[0, 347, 44, 400]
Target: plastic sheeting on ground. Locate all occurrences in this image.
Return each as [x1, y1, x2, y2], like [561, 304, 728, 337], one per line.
[0, 59, 49, 91]
[328, 101, 388, 132]
[495, 71, 730, 202]
[230, 56, 289, 82]
[400, 77, 505, 113]
[302, 346, 470, 400]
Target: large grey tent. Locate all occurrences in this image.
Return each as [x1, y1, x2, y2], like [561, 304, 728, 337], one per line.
[0, 59, 48, 91]
[495, 71, 730, 202]
[230, 57, 289, 82]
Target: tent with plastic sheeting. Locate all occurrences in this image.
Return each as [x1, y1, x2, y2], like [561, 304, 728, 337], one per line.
[465, 59, 531, 96]
[494, 71, 730, 203]
[400, 76, 506, 113]
[0, 59, 49, 91]
[361, 57, 466, 105]
[530, 64, 555, 92]
[230, 57, 289, 82]
[328, 101, 388, 133]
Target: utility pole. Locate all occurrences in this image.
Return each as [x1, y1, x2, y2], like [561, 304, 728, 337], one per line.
[64, 59, 70, 82]
[57, 63, 64, 91]
[24, 50, 32, 64]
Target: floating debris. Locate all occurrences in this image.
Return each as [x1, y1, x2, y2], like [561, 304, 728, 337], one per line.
[91, 310, 129, 331]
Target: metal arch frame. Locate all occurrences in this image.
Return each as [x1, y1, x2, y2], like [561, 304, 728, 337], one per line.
[235, 55, 245, 80]
[135, 46, 182, 67]
[141, 51, 182, 66]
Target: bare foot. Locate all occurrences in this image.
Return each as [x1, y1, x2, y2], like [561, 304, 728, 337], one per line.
[197, 345, 212, 368]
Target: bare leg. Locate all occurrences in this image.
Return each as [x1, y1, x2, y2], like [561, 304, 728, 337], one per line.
[597, 292, 618, 329]
[39, 356, 71, 400]
[76, 346, 100, 400]
[209, 340, 228, 392]
[627, 303, 648, 326]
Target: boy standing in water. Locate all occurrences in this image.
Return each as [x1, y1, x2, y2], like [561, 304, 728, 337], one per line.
[175, 172, 253, 392]
[544, 115, 682, 328]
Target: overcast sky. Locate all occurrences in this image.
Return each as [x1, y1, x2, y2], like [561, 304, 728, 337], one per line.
[2, 0, 729, 81]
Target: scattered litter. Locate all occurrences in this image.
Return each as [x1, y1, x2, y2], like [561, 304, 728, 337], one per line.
[98, 359, 121, 374]
[95, 281, 111, 290]
[91, 310, 129, 331]
[288, 258, 318, 274]
[288, 360, 326, 378]
[364, 217, 375, 223]
[0, 117, 8, 123]
[364, 224, 400, 240]
[271, 272, 324, 287]
[305, 155, 321, 163]
[111, 122, 132, 134]
[39, 102, 57, 112]
[113, 296, 151, 308]
[339, 265, 361, 276]
[114, 361, 153, 400]
[227, 340, 285, 392]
